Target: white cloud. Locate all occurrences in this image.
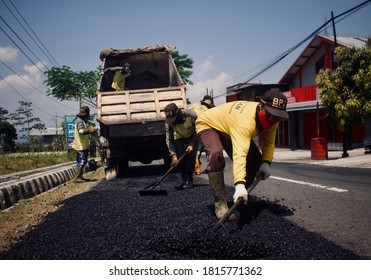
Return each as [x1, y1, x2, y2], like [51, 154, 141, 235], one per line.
[195, 55, 215, 79]
[186, 72, 233, 106]
[0, 46, 19, 62]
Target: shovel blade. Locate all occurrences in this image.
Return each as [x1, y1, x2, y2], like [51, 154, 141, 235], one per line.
[139, 189, 168, 196]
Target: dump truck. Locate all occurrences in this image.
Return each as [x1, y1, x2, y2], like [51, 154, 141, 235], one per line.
[97, 45, 187, 179]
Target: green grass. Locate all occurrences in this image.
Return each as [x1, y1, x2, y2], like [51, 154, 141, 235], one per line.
[0, 152, 75, 175]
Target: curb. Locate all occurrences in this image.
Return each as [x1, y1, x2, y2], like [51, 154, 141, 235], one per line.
[0, 161, 97, 211]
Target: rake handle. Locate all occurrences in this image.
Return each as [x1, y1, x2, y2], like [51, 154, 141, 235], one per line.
[211, 175, 263, 232]
[144, 152, 188, 190]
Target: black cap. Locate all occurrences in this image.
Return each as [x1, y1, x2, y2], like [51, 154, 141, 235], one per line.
[261, 90, 289, 119]
[164, 103, 179, 123]
[200, 95, 215, 108]
[78, 106, 90, 117]
[121, 63, 131, 73]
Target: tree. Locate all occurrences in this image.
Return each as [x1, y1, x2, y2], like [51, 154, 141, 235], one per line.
[0, 107, 17, 152]
[44, 66, 101, 107]
[43, 51, 193, 106]
[9, 101, 46, 141]
[173, 50, 194, 85]
[316, 38, 371, 157]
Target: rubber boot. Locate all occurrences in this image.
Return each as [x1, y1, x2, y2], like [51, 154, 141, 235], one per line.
[74, 166, 89, 183]
[208, 171, 236, 221]
[174, 175, 186, 190]
[183, 177, 193, 189]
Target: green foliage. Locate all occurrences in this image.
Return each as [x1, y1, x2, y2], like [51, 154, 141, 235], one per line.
[9, 101, 46, 141]
[0, 120, 17, 153]
[0, 152, 73, 175]
[316, 40, 371, 129]
[44, 65, 101, 107]
[0, 107, 10, 122]
[173, 50, 194, 85]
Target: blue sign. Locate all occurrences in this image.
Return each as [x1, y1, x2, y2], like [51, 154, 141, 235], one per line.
[65, 115, 76, 148]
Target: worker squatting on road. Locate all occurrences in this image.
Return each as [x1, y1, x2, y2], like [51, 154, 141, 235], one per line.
[195, 89, 289, 220]
[164, 103, 199, 190]
[71, 106, 98, 182]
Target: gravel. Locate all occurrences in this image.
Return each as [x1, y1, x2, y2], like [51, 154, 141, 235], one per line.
[0, 171, 364, 260]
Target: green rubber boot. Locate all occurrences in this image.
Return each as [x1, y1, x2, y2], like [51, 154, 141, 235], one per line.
[208, 171, 236, 221]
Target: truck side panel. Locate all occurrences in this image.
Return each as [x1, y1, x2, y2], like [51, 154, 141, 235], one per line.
[97, 86, 186, 124]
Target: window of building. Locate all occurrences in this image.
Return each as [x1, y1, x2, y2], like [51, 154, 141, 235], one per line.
[315, 55, 325, 74]
[331, 51, 338, 69]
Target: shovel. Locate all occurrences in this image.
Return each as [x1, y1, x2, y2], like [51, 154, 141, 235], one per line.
[210, 175, 263, 233]
[139, 152, 187, 196]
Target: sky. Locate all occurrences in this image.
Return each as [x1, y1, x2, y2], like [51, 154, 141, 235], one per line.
[0, 0, 370, 128]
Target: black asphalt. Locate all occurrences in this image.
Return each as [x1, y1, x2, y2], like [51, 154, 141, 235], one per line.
[0, 167, 365, 260]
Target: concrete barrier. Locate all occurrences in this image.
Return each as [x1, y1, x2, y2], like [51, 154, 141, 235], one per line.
[0, 163, 94, 211]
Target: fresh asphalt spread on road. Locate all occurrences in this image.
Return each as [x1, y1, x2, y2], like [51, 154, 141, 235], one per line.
[0, 157, 369, 260]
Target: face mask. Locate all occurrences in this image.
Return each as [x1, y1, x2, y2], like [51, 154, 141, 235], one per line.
[258, 111, 277, 129]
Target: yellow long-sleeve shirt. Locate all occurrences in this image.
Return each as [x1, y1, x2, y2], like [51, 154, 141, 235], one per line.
[195, 101, 278, 184]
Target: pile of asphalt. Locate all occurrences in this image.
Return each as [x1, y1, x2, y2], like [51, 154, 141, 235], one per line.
[0, 172, 363, 260]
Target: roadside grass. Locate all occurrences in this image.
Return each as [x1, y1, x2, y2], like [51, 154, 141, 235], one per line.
[0, 152, 75, 175]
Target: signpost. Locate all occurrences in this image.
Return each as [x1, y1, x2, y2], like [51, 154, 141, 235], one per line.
[65, 115, 75, 148]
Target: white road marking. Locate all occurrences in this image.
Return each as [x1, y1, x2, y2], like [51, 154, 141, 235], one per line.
[270, 176, 348, 193]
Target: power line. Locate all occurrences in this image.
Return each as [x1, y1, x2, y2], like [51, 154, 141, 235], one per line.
[213, 0, 371, 100]
[0, 24, 47, 76]
[0, 16, 50, 71]
[6, 0, 60, 67]
[1, 0, 58, 68]
[0, 59, 76, 111]
[0, 74, 56, 117]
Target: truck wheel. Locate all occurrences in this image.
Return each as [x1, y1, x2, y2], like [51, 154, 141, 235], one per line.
[117, 157, 129, 175]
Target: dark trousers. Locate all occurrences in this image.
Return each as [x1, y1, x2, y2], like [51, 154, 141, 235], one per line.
[175, 136, 198, 180]
[198, 129, 262, 187]
[76, 150, 89, 168]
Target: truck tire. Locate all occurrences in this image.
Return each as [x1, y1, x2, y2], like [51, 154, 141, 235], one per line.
[117, 157, 129, 175]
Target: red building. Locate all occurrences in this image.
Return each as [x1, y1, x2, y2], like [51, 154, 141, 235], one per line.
[227, 34, 370, 150]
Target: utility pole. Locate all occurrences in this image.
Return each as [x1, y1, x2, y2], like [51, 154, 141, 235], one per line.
[332, 10, 349, 158]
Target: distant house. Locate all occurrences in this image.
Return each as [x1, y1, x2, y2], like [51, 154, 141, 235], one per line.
[279, 34, 369, 150]
[226, 34, 369, 150]
[30, 127, 64, 146]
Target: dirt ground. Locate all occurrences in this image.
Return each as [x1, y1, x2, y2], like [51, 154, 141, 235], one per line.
[0, 169, 103, 253]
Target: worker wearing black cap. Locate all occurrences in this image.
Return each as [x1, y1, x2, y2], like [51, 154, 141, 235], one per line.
[164, 103, 198, 190]
[71, 106, 98, 182]
[200, 95, 215, 109]
[195, 89, 289, 220]
[103, 62, 132, 91]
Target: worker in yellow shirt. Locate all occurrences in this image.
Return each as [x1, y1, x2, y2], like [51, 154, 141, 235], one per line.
[195, 89, 289, 220]
[71, 106, 98, 182]
[164, 103, 198, 190]
[104, 63, 131, 91]
[189, 95, 215, 175]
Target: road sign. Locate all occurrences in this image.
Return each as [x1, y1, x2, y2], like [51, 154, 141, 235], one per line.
[65, 115, 75, 148]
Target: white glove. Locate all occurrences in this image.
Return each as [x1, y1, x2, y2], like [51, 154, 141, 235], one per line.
[257, 162, 271, 180]
[233, 183, 248, 204]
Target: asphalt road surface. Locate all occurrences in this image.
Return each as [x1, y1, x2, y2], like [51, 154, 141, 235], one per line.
[223, 157, 371, 259]
[0, 157, 369, 260]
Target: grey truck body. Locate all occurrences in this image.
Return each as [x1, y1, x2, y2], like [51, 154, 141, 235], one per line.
[97, 45, 187, 176]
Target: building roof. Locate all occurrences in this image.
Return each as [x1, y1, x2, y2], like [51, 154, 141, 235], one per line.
[278, 34, 368, 85]
[30, 127, 64, 136]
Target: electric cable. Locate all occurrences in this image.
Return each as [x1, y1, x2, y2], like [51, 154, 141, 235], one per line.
[7, 0, 60, 67]
[0, 24, 47, 76]
[0, 59, 77, 111]
[212, 0, 371, 100]
[0, 74, 56, 117]
[1, 0, 58, 68]
[0, 16, 49, 71]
